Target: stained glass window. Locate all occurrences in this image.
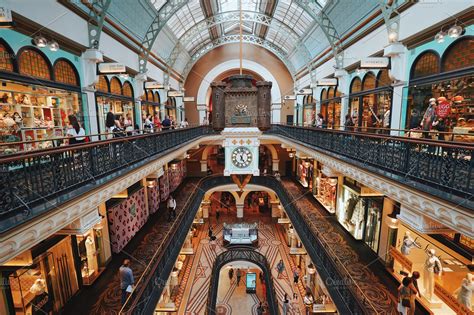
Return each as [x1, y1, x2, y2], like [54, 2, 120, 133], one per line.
[110, 77, 122, 95]
[362, 72, 376, 91]
[97, 76, 109, 92]
[350, 77, 362, 93]
[0, 43, 14, 72]
[122, 81, 133, 97]
[411, 51, 439, 79]
[54, 60, 78, 86]
[18, 49, 51, 80]
[442, 38, 474, 72]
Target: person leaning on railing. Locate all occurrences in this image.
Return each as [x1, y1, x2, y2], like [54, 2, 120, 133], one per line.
[66, 115, 86, 145]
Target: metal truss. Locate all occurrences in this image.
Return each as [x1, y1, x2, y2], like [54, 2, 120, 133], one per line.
[181, 34, 297, 82]
[294, 0, 344, 71]
[138, 0, 189, 73]
[378, 0, 401, 42]
[86, 0, 112, 49]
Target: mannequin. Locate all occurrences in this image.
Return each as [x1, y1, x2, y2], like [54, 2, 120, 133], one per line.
[423, 249, 442, 301]
[400, 231, 421, 255]
[454, 273, 474, 310]
[85, 236, 98, 275]
[30, 279, 51, 315]
[421, 98, 437, 132]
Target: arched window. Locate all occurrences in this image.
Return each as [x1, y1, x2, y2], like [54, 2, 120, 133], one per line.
[0, 41, 14, 72]
[320, 88, 327, 100]
[147, 90, 154, 102]
[377, 70, 391, 87]
[97, 76, 109, 92]
[362, 72, 376, 91]
[442, 38, 474, 72]
[335, 88, 341, 97]
[411, 51, 440, 79]
[109, 77, 122, 95]
[18, 48, 51, 80]
[350, 77, 362, 93]
[327, 87, 335, 99]
[154, 92, 160, 103]
[54, 59, 79, 86]
[122, 81, 133, 98]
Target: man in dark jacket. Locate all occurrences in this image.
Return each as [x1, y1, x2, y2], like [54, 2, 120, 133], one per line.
[162, 115, 171, 130]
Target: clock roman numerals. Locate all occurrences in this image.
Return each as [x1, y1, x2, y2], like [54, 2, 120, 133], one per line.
[231, 146, 253, 168]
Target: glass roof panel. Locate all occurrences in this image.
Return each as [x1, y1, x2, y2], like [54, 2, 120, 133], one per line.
[217, 0, 261, 13]
[273, 0, 313, 37]
[167, 0, 205, 39]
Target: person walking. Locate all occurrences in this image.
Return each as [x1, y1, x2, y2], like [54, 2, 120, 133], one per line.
[259, 271, 264, 283]
[293, 267, 300, 284]
[208, 226, 213, 240]
[397, 276, 417, 315]
[276, 259, 285, 277]
[303, 291, 314, 315]
[282, 293, 290, 315]
[167, 195, 176, 221]
[256, 302, 264, 315]
[215, 208, 220, 223]
[236, 268, 242, 286]
[119, 259, 134, 305]
[228, 267, 234, 283]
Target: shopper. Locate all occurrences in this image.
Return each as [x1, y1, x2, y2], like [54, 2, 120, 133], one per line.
[215, 208, 220, 223]
[256, 302, 264, 315]
[208, 226, 213, 240]
[397, 276, 417, 315]
[282, 294, 290, 315]
[344, 114, 355, 131]
[167, 195, 176, 221]
[66, 115, 86, 145]
[259, 271, 264, 283]
[236, 268, 242, 286]
[293, 267, 300, 284]
[303, 291, 314, 315]
[119, 259, 134, 305]
[123, 113, 133, 135]
[315, 113, 324, 128]
[162, 115, 171, 130]
[228, 267, 234, 283]
[153, 113, 161, 131]
[276, 259, 285, 277]
[105, 111, 119, 139]
[179, 118, 189, 128]
[144, 114, 153, 133]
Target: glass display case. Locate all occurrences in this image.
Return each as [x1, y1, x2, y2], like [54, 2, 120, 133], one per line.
[76, 225, 107, 285]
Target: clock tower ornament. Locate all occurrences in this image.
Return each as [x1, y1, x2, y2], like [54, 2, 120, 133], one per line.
[222, 127, 260, 176]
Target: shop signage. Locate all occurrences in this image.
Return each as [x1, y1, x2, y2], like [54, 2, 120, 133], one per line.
[389, 246, 412, 271]
[168, 91, 184, 97]
[298, 88, 313, 95]
[98, 63, 126, 74]
[360, 57, 390, 69]
[145, 82, 167, 89]
[434, 283, 474, 315]
[183, 96, 195, 102]
[316, 78, 338, 86]
[284, 95, 296, 100]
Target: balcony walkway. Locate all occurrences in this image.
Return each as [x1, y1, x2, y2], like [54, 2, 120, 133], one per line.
[62, 178, 199, 315]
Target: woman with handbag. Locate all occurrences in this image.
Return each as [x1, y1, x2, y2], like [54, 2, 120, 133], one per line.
[397, 277, 417, 315]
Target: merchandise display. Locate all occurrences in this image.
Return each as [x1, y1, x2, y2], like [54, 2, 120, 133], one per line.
[296, 159, 313, 189]
[76, 226, 107, 285]
[315, 175, 337, 213]
[320, 87, 342, 129]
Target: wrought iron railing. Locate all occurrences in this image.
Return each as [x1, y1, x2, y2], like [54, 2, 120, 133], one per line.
[267, 124, 474, 208]
[205, 247, 278, 315]
[120, 175, 380, 315]
[0, 126, 213, 232]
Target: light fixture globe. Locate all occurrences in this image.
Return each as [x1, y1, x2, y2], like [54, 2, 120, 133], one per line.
[33, 36, 47, 48]
[388, 30, 398, 43]
[434, 31, 445, 43]
[447, 25, 462, 38]
[49, 41, 59, 51]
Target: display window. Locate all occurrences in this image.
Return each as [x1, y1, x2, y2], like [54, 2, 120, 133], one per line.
[302, 95, 315, 126]
[314, 173, 338, 214]
[348, 70, 392, 133]
[141, 89, 161, 128]
[391, 224, 474, 314]
[166, 97, 177, 122]
[96, 75, 135, 135]
[0, 42, 82, 152]
[320, 87, 342, 129]
[296, 159, 313, 189]
[336, 178, 384, 247]
[405, 37, 474, 142]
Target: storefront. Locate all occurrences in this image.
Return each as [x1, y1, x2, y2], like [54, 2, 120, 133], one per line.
[96, 75, 135, 134]
[390, 223, 473, 314]
[319, 87, 342, 129]
[165, 97, 177, 121]
[302, 95, 315, 126]
[313, 163, 338, 214]
[296, 158, 314, 189]
[0, 42, 83, 152]
[141, 89, 161, 127]
[336, 178, 384, 252]
[348, 70, 392, 133]
[405, 36, 474, 141]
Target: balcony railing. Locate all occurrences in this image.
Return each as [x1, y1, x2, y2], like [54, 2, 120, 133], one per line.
[121, 175, 380, 315]
[267, 124, 473, 209]
[0, 126, 213, 232]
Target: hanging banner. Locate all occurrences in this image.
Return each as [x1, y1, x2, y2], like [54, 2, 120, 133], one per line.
[360, 57, 390, 69]
[98, 63, 126, 74]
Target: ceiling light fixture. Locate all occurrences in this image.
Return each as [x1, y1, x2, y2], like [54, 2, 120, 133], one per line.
[49, 41, 59, 52]
[447, 24, 463, 38]
[33, 35, 47, 48]
[434, 31, 445, 43]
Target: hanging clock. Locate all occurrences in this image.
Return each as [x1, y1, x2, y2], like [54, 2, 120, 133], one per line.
[231, 146, 253, 168]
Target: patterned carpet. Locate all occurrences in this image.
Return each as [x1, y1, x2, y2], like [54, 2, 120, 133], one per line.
[281, 179, 398, 315]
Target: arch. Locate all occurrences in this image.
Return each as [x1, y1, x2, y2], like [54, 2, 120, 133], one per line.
[17, 46, 52, 80]
[377, 69, 391, 87]
[362, 72, 376, 91]
[263, 144, 279, 162]
[203, 184, 278, 205]
[320, 88, 327, 101]
[53, 58, 79, 86]
[0, 39, 16, 72]
[97, 75, 109, 92]
[154, 91, 160, 104]
[303, 95, 314, 104]
[109, 76, 122, 95]
[196, 59, 282, 106]
[442, 37, 474, 73]
[410, 50, 440, 79]
[327, 87, 335, 99]
[350, 77, 362, 93]
[334, 87, 341, 97]
[122, 81, 134, 98]
[146, 90, 154, 102]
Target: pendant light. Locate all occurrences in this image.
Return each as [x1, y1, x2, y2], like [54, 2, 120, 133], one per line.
[49, 41, 59, 52]
[33, 35, 47, 48]
[447, 24, 463, 38]
[434, 31, 445, 43]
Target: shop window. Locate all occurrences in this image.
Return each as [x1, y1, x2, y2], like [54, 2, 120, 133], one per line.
[147, 90, 154, 102]
[350, 77, 362, 93]
[411, 51, 440, 79]
[442, 37, 474, 72]
[154, 92, 160, 103]
[122, 81, 133, 98]
[140, 92, 146, 101]
[327, 87, 335, 99]
[18, 48, 51, 80]
[53, 59, 78, 86]
[0, 42, 14, 72]
[377, 69, 391, 87]
[109, 77, 121, 95]
[97, 76, 109, 92]
[320, 88, 327, 101]
[362, 72, 376, 91]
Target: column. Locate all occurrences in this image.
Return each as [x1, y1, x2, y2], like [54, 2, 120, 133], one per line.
[197, 104, 208, 125]
[81, 49, 103, 140]
[134, 72, 147, 129]
[200, 160, 208, 172]
[236, 203, 244, 219]
[272, 159, 279, 172]
[295, 94, 304, 126]
[176, 97, 184, 124]
[271, 103, 282, 124]
[384, 42, 408, 136]
[335, 69, 350, 127]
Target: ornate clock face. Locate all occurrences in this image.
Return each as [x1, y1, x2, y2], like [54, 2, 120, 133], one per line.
[231, 146, 253, 168]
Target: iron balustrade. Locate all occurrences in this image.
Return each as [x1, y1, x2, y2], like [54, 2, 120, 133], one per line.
[120, 175, 378, 315]
[205, 247, 278, 315]
[266, 124, 474, 209]
[0, 126, 213, 232]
